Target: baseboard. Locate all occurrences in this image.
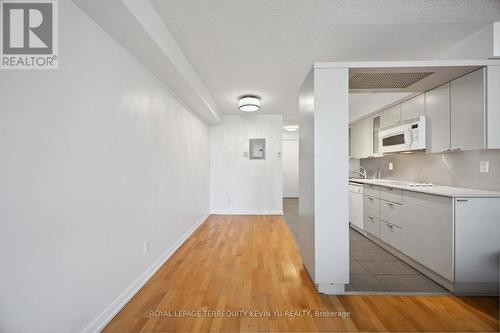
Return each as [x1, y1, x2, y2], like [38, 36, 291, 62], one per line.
[210, 210, 283, 215]
[82, 213, 209, 333]
[317, 283, 346, 294]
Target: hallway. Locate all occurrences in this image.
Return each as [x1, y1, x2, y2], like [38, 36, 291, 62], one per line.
[104, 215, 498, 332]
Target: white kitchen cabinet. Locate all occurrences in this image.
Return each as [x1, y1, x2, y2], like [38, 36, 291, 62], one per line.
[425, 83, 450, 153]
[349, 123, 359, 158]
[402, 191, 453, 281]
[487, 66, 500, 149]
[380, 104, 401, 129]
[364, 214, 380, 237]
[364, 195, 380, 218]
[454, 198, 500, 294]
[350, 117, 372, 159]
[380, 187, 402, 204]
[363, 184, 380, 198]
[380, 221, 403, 250]
[380, 200, 402, 228]
[450, 68, 486, 151]
[371, 113, 382, 156]
[358, 117, 372, 158]
[401, 94, 425, 122]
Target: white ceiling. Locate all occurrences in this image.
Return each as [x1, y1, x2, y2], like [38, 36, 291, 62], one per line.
[150, 0, 500, 122]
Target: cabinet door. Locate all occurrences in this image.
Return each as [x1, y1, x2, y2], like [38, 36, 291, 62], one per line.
[454, 198, 500, 288]
[372, 114, 381, 155]
[380, 104, 401, 129]
[401, 94, 425, 121]
[358, 117, 372, 158]
[402, 191, 453, 281]
[450, 68, 486, 151]
[426, 83, 450, 153]
[350, 122, 359, 158]
[364, 214, 380, 238]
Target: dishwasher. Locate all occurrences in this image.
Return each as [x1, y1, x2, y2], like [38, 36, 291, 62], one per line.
[349, 182, 364, 230]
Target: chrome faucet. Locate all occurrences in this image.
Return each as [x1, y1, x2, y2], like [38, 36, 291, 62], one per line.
[351, 167, 367, 179]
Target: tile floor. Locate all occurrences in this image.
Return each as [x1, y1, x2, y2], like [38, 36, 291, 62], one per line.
[282, 198, 448, 293]
[283, 198, 299, 241]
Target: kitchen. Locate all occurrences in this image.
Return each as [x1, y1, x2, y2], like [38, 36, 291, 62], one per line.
[348, 66, 500, 294]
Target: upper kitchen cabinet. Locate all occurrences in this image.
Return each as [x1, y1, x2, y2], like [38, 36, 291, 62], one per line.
[350, 117, 372, 159]
[358, 117, 372, 158]
[380, 104, 401, 129]
[425, 83, 450, 153]
[487, 66, 500, 149]
[401, 94, 425, 122]
[450, 68, 485, 151]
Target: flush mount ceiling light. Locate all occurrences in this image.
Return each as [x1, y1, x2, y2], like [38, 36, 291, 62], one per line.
[283, 125, 299, 132]
[239, 96, 260, 112]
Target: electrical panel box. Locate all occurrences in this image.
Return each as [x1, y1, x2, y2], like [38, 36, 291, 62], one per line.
[249, 138, 266, 160]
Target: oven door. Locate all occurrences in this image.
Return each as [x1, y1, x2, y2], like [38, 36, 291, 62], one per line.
[379, 128, 411, 153]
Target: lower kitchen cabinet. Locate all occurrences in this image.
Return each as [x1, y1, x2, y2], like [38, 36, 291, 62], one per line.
[402, 191, 453, 281]
[364, 195, 380, 218]
[380, 221, 403, 250]
[358, 182, 499, 294]
[364, 214, 380, 237]
[380, 200, 402, 228]
[454, 198, 500, 293]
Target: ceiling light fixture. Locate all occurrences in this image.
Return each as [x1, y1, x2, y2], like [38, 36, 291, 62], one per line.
[239, 96, 260, 112]
[283, 125, 299, 132]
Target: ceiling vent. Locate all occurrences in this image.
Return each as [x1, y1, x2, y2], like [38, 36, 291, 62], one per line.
[350, 72, 434, 89]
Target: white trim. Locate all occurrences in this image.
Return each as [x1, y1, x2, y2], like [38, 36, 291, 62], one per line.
[82, 213, 209, 333]
[209, 211, 283, 215]
[314, 59, 500, 69]
[317, 283, 346, 294]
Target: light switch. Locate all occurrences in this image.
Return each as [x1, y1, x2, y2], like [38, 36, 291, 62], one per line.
[388, 162, 394, 170]
[480, 161, 490, 173]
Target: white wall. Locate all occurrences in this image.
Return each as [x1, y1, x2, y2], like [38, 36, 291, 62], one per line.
[299, 67, 349, 294]
[314, 68, 350, 292]
[298, 71, 316, 280]
[436, 24, 495, 60]
[0, 2, 209, 332]
[210, 115, 283, 214]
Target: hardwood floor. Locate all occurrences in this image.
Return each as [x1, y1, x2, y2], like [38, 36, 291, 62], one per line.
[104, 215, 499, 332]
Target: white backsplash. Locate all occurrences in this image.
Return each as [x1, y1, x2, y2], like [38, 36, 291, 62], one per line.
[360, 149, 500, 191]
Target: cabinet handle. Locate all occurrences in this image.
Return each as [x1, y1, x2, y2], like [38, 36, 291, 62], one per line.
[368, 215, 374, 219]
[369, 197, 374, 201]
[387, 202, 394, 207]
[386, 223, 394, 229]
[456, 199, 468, 202]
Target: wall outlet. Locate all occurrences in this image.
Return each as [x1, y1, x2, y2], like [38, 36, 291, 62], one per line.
[388, 162, 394, 171]
[144, 240, 150, 255]
[480, 161, 490, 173]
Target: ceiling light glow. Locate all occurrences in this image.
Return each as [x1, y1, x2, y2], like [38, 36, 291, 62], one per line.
[284, 125, 299, 132]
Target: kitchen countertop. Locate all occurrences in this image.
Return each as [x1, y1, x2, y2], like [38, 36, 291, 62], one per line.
[349, 178, 500, 198]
